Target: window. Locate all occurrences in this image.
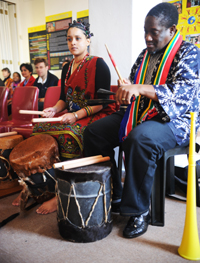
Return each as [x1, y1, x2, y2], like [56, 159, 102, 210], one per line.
[0, 0, 19, 75]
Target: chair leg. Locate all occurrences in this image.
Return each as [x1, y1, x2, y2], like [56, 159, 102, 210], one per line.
[151, 158, 165, 226]
[118, 145, 123, 180]
[166, 156, 176, 195]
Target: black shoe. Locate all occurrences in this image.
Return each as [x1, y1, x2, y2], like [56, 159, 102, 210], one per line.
[111, 200, 121, 214]
[123, 211, 151, 238]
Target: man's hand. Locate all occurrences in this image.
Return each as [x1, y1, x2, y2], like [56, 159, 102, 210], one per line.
[116, 79, 141, 105]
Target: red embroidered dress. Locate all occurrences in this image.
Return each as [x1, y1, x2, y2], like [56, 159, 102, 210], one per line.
[32, 56, 115, 159]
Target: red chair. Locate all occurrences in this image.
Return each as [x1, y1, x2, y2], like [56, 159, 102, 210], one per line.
[111, 85, 119, 111]
[110, 85, 118, 94]
[58, 79, 61, 87]
[43, 85, 68, 117]
[0, 86, 9, 122]
[0, 86, 39, 133]
[43, 86, 61, 109]
[12, 86, 67, 138]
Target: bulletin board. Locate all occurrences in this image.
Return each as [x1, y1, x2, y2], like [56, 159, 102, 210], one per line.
[77, 10, 89, 53]
[170, 0, 200, 47]
[77, 9, 89, 24]
[28, 25, 47, 73]
[46, 11, 73, 70]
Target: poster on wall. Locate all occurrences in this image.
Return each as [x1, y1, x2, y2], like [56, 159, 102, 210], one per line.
[170, 0, 182, 13]
[77, 10, 89, 53]
[170, 0, 200, 48]
[46, 11, 73, 70]
[28, 25, 47, 73]
[77, 9, 89, 25]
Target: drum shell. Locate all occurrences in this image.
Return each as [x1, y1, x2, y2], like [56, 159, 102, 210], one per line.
[0, 149, 16, 179]
[0, 135, 23, 181]
[25, 167, 56, 203]
[55, 162, 113, 243]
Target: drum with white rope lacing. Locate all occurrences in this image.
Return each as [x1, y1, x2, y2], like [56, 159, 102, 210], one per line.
[55, 162, 113, 243]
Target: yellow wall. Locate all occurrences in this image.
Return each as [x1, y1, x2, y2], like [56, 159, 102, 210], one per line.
[170, 0, 200, 47]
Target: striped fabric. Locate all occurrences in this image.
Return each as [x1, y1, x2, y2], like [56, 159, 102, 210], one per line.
[119, 30, 182, 142]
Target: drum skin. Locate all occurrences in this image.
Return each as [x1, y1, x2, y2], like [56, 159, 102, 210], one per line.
[9, 134, 59, 177]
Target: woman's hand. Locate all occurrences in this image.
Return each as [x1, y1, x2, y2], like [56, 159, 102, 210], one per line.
[60, 112, 77, 124]
[43, 107, 57, 118]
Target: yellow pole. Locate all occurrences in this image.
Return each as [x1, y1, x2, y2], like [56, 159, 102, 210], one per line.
[178, 112, 200, 260]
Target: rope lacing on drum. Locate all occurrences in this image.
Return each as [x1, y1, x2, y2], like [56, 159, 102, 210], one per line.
[103, 183, 108, 222]
[17, 170, 57, 203]
[72, 184, 86, 228]
[16, 170, 56, 187]
[57, 183, 73, 220]
[106, 183, 112, 216]
[56, 183, 66, 218]
[85, 184, 103, 227]
[44, 170, 57, 182]
[66, 185, 72, 218]
[0, 156, 12, 181]
[57, 180, 112, 228]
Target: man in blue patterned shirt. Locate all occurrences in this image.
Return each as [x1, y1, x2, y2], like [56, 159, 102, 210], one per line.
[83, 2, 200, 238]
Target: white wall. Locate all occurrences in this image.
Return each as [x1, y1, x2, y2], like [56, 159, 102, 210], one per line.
[132, 0, 161, 63]
[89, 0, 161, 85]
[44, 0, 88, 17]
[1, 0, 162, 82]
[16, 0, 46, 67]
[89, 0, 133, 85]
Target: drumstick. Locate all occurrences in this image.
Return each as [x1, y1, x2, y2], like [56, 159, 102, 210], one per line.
[105, 44, 124, 83]
[87, 99, 116, 105]
[0, 131, 18, 138]
[32, 117, 62, 123]
[53, 155, 103, 169]
[19, 110, 44, 115]
[62, 156, 110, 170]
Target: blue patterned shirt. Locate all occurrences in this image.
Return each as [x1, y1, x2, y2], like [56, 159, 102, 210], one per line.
[130, 41, 200, 145]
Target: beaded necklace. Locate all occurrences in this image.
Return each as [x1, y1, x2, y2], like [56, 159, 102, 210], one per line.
[65, 53, 89, 82]
[74, 58, 83, 64]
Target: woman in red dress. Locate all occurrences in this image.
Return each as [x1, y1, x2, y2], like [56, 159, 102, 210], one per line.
[12, 21, 116, 214]
[33, 21, 115, 160]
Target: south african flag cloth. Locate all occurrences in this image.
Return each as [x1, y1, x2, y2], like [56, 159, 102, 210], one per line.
[119, 30, 182, 142]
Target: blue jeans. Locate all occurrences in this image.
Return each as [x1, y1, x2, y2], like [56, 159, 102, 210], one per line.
[84, 111, 180, 216]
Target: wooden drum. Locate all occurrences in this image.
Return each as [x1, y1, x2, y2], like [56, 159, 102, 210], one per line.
[0, 134, 23, 190]
[9, 134, 60, 205]
[55, 162, 113, 243]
